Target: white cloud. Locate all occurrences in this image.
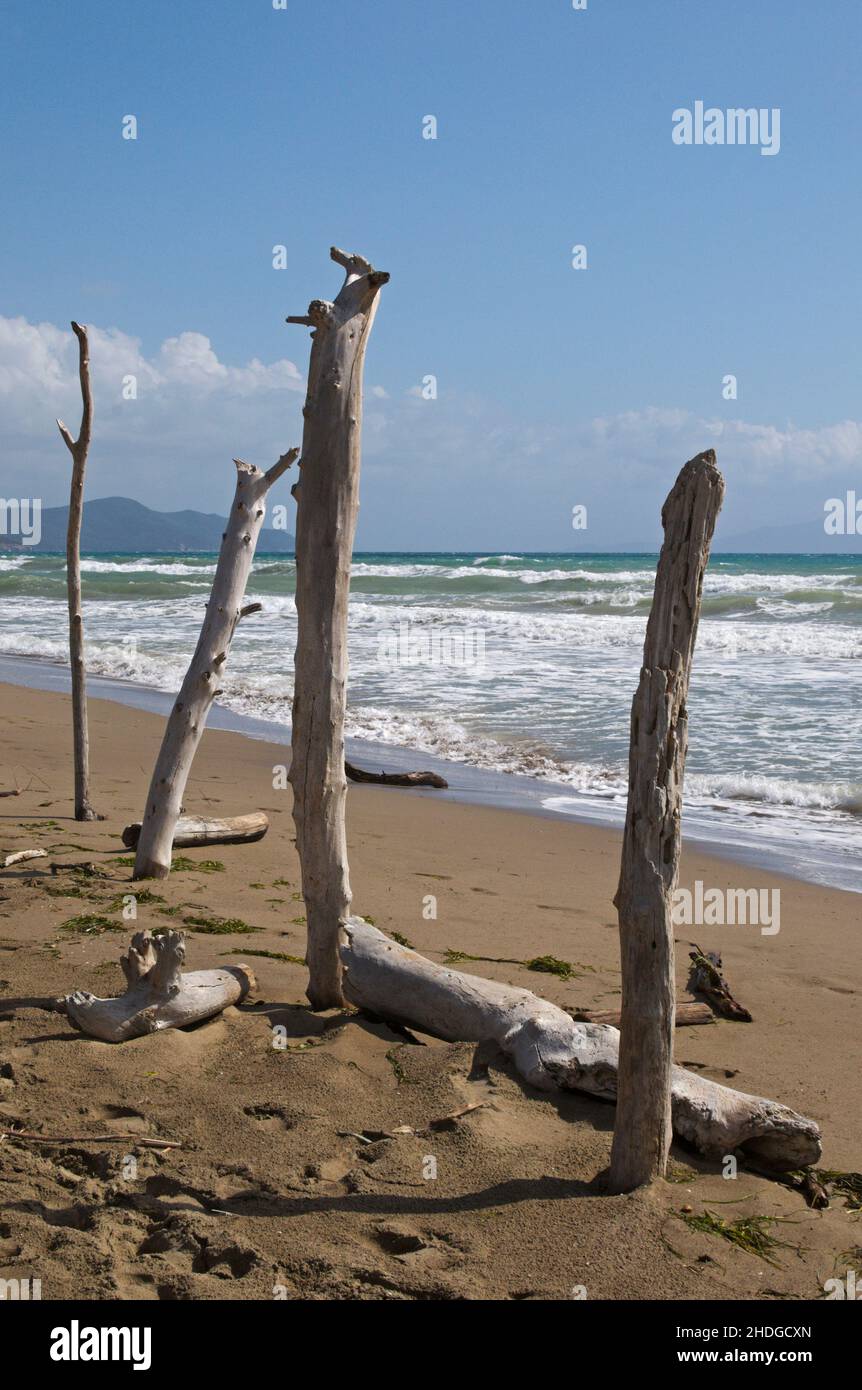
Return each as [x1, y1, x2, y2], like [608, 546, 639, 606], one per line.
[1, 314, 859, 542]
[0, 315, 306, 510]
[585, 407, 862, 480]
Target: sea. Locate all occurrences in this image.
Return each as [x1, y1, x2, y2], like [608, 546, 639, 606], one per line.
[0, 551, 859, 893]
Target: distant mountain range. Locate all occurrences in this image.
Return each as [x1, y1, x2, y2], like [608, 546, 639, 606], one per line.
[0, 496, 294, 553]
[715, 516, 862, 554]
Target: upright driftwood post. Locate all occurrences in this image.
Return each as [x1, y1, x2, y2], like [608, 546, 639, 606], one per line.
[56, 321, 98, 821]
[286, 247, 389, 1009]
[608, 450, 725, 1193]
[132, 451, 297, 880]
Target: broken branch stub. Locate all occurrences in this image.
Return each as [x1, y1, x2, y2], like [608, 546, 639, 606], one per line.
[341, 921, 820, 1170]
[609, 450, 725, 1194]
[63, 930, 255, 1043]
[287, 248, 389, 1009]
[132, 453, 296, 880]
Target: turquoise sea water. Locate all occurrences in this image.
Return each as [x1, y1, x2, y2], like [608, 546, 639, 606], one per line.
[1, 550, 859, 889]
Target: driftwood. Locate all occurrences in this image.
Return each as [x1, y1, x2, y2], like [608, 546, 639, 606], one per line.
[56, 321, 99, 822]
[571, 1001, 714, 1028]
[345, 761, 448, 789]
[688, 944, 752, 1022]
[0, 1130, 182, 1150]
[63, 930, 255, 1043]
[610, 450, 725, 1193]
[132, 453, 297, 879]
[3, 849, 48, 868]
[287, 248, 389, 1008]
[341, 921, 821, 1170]
[122, 812, 268, 851]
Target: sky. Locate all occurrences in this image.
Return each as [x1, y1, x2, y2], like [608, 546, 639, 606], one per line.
[0, 0, 860, 549]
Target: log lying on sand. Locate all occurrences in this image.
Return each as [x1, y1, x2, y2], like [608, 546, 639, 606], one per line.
[122, 812, 268, 851]
[341, 921, 821, 1169]
[571, 1001, 714, 1028]
[3, 849, 48, 868]
[63, 930, 255, 1043]
[345, 760, 448, 789]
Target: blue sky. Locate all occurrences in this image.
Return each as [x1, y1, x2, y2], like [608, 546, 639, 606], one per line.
[1, 0, 860, 548]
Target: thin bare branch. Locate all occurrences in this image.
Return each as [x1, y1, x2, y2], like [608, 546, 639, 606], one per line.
[264, 446, 299, 487]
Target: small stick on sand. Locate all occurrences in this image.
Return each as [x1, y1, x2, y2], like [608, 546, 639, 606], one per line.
[0, 1130, 182, 1149]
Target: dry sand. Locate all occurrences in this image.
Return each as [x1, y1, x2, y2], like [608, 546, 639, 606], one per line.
[0, 683, 859, 1301]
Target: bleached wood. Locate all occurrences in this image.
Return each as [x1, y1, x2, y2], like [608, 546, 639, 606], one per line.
[3, 849, 48, 867]
[122, 811, 268, 851]
[287, 248, 389, 1008]
[341, 920, 821, 1170]
[609, 450, 725, 1193]
[56, 321, 98, 821]
[63, 930, 255, 1043]
[571, 1001, 713, 1028]
[132, 452, 296, 880]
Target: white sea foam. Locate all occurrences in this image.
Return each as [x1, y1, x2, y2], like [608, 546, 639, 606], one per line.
[80, 558, 218, 576]
[1, 551, 859, 886]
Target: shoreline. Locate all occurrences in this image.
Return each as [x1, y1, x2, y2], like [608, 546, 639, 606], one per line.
[0, 651, 858, 896]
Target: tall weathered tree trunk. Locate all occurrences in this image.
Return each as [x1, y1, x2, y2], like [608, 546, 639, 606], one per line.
[133, 451, 296, 880]
[608, 450, 725, 1192]
[56, 321, 98, 821]
[286, 247, 389, 1009]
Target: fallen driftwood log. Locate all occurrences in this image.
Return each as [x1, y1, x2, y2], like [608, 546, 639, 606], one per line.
[345, 760, 448, 789]
[63, 930, 255, 1042]
[341, 921, 821, 1170]
[570, 1001, 714, 1028]
[688, 944, 752, 1022]
[3, 849, 48, 868]
[122, 812, 268, 851]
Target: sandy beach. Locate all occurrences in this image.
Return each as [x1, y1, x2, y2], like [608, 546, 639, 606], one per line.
[0, 681, 859, 1302]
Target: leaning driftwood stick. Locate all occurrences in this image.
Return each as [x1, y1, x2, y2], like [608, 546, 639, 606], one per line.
[609, 450, 725, 1194]
[688, 944, 752, 1022]
[132, 450, 296, 880]
[341, 921, 820, 1170]
[63, 930, 255, 1043]
[345, 760, 448, 789]
[57, 321, 99, 821]
[571, 1001, 714, 1028]
[287, 247, 389, 1009]
[122, 811, 268, 851]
